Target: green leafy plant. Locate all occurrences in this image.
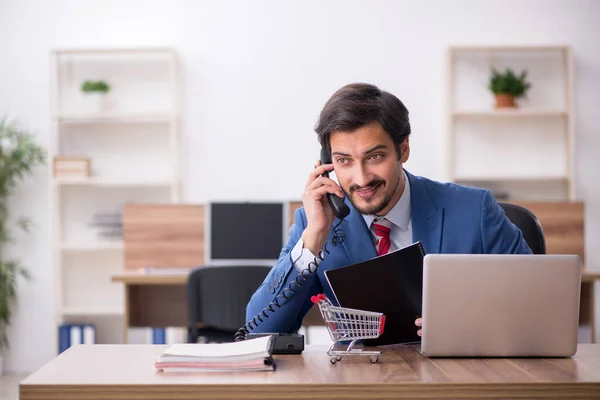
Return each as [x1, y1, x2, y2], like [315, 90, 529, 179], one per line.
[488, 68, 531, 98]
[81, 80, 110, 94]
[0, 117, 46, 351]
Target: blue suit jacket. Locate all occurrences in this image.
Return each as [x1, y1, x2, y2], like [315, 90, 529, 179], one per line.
[246, 170, 532, 334]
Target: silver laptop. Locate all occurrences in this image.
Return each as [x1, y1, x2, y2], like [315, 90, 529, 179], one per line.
[420, 254, 581, 357]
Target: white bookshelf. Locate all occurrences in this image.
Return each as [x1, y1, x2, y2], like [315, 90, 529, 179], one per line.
[50, 47, 180, 348]
[60, 241, 125, 252]
[452, 109, 568, 118]
[53, 176, 174, 187]
[56, 112, 174, 124]
[61, 306, 124, 317]
[446, 45, 575, 201]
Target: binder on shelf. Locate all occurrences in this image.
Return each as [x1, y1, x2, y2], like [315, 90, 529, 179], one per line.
[58, 323, 96, 354]
[152, 328, 166, 344]
[128, 327, 154, 344]
[165, 326, 187, 344]
[150, 327, 187, 344]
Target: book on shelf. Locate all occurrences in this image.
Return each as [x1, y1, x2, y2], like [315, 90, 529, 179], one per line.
[128, 327, 187, 344]
[154, 335, 276, 372]
[53, 157, 90, 178]
[58, 324, 96, 354]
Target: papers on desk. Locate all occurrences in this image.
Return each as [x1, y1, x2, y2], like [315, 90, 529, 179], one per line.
[142, 267, 192, 275]
[154, 335, 276, 372]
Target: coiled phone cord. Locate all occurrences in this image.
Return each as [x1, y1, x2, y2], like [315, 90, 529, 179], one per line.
[234, 220, 346, 342]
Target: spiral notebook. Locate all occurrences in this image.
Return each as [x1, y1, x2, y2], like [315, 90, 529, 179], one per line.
[324, 241, 425, 346]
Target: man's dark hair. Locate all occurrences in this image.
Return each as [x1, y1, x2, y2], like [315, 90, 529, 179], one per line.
[315, 83, 411, 155]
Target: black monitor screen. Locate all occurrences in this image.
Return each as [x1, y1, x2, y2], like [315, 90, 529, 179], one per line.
[210, 202, 284, 260]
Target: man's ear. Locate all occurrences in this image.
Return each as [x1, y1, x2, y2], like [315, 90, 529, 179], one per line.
[399, 138, 410, 163]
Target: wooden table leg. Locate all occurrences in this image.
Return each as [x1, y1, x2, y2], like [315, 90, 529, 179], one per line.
[591, 282, 596, 344]
[123, 284, 130, 344]
[580, 281, 596, 344]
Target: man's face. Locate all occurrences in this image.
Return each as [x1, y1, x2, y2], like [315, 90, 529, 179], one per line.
[330, 121, 409, 216]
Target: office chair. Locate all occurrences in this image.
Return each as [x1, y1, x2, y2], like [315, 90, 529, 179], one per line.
[187, 265, 271, 343]
[498, 202, 547, 254]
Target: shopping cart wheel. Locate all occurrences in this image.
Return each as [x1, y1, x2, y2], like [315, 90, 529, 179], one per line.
[370, 356, 379, 364]
[336, 356, 342, 361]
[329, 357, 338, 364]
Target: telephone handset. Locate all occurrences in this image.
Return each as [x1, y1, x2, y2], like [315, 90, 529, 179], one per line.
[234, 149, 349, 350]
[320, 147, 350, 220]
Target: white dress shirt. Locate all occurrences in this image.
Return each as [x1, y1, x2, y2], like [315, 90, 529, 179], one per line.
[291, 170, 412, 272]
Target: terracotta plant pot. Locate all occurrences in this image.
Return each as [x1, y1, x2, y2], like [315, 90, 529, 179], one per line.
[494, 94, 516, 109]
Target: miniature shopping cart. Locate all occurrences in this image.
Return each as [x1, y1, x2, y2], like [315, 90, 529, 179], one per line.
[310, 293, 386, 364]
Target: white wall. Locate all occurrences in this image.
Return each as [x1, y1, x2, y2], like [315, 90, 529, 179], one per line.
[1, 0, 599, 373]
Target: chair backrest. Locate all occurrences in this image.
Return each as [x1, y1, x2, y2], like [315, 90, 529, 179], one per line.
[187, 265, 271, 333]
[498, 202, 546, 254]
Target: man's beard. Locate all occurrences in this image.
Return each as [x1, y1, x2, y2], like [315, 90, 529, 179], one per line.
[343, 176, 401, 216]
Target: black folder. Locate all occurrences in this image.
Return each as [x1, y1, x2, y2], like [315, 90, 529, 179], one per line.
[324, 242, 425, 346]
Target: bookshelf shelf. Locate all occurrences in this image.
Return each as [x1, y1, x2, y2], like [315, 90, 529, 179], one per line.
[61, 306, 124, 316]
[54, 47, 175, 55]
[450, 45, 569, 53]
[446, 45, 575, 201]
[452, 109, 568, 118]
[55, 112, 175, 124]
[53, 177, 175, 187]
[61, 241, 124, 252]
[454, 175, 569, 183]
[50, 47, 180, 350]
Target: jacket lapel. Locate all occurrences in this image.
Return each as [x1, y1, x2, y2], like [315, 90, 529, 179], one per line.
[339, 199, 377, 264]
[407, 170, 444, 254]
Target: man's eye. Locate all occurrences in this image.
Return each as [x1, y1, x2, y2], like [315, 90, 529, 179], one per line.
[370, 154, 383, 160]
[336, 158, 348, 165]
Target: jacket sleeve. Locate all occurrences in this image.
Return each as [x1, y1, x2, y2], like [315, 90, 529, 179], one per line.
[245, 207, 323, 334]
[480, 190, 533, 254]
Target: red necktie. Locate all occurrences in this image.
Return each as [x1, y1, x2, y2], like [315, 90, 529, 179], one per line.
[372, 218, 392, 256]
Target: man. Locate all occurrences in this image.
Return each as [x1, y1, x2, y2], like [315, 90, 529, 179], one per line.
[246, 83, 532, 337]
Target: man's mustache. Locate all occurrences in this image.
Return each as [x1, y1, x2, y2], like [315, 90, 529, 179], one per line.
[349, 180, 384, 193]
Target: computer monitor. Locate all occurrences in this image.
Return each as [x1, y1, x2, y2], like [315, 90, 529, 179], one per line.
[207, 202, 285, 265]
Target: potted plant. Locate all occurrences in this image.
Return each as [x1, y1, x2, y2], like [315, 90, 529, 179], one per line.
[488, 68, 531, 108]
[0, 117, 46, 376]
[80, 80, 111, 113]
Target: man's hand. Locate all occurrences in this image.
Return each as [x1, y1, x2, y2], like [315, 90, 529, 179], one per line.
[301, 160, 345, 254]
[415, 318, 422, 337]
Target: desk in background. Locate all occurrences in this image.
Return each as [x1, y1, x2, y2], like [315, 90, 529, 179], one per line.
[112, 272, 188, 344]
[508, 201, 598, 342]
[112, 269, 599, 344]
[21, 344, 600, 400]
[114, 202, 598, 344]
[111, 271, 324, 343]
[117, 203, 324, 343]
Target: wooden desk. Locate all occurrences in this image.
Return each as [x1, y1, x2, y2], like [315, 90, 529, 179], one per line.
[112, 272, 189, 343]
[20, 344, 600, 400]
[111, 271, 323, 343]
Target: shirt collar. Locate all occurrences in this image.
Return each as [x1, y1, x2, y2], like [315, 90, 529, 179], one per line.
[362, 169, 411, 231]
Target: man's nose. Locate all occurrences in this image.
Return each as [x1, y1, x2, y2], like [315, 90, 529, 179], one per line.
[353, 165, 371, 187]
